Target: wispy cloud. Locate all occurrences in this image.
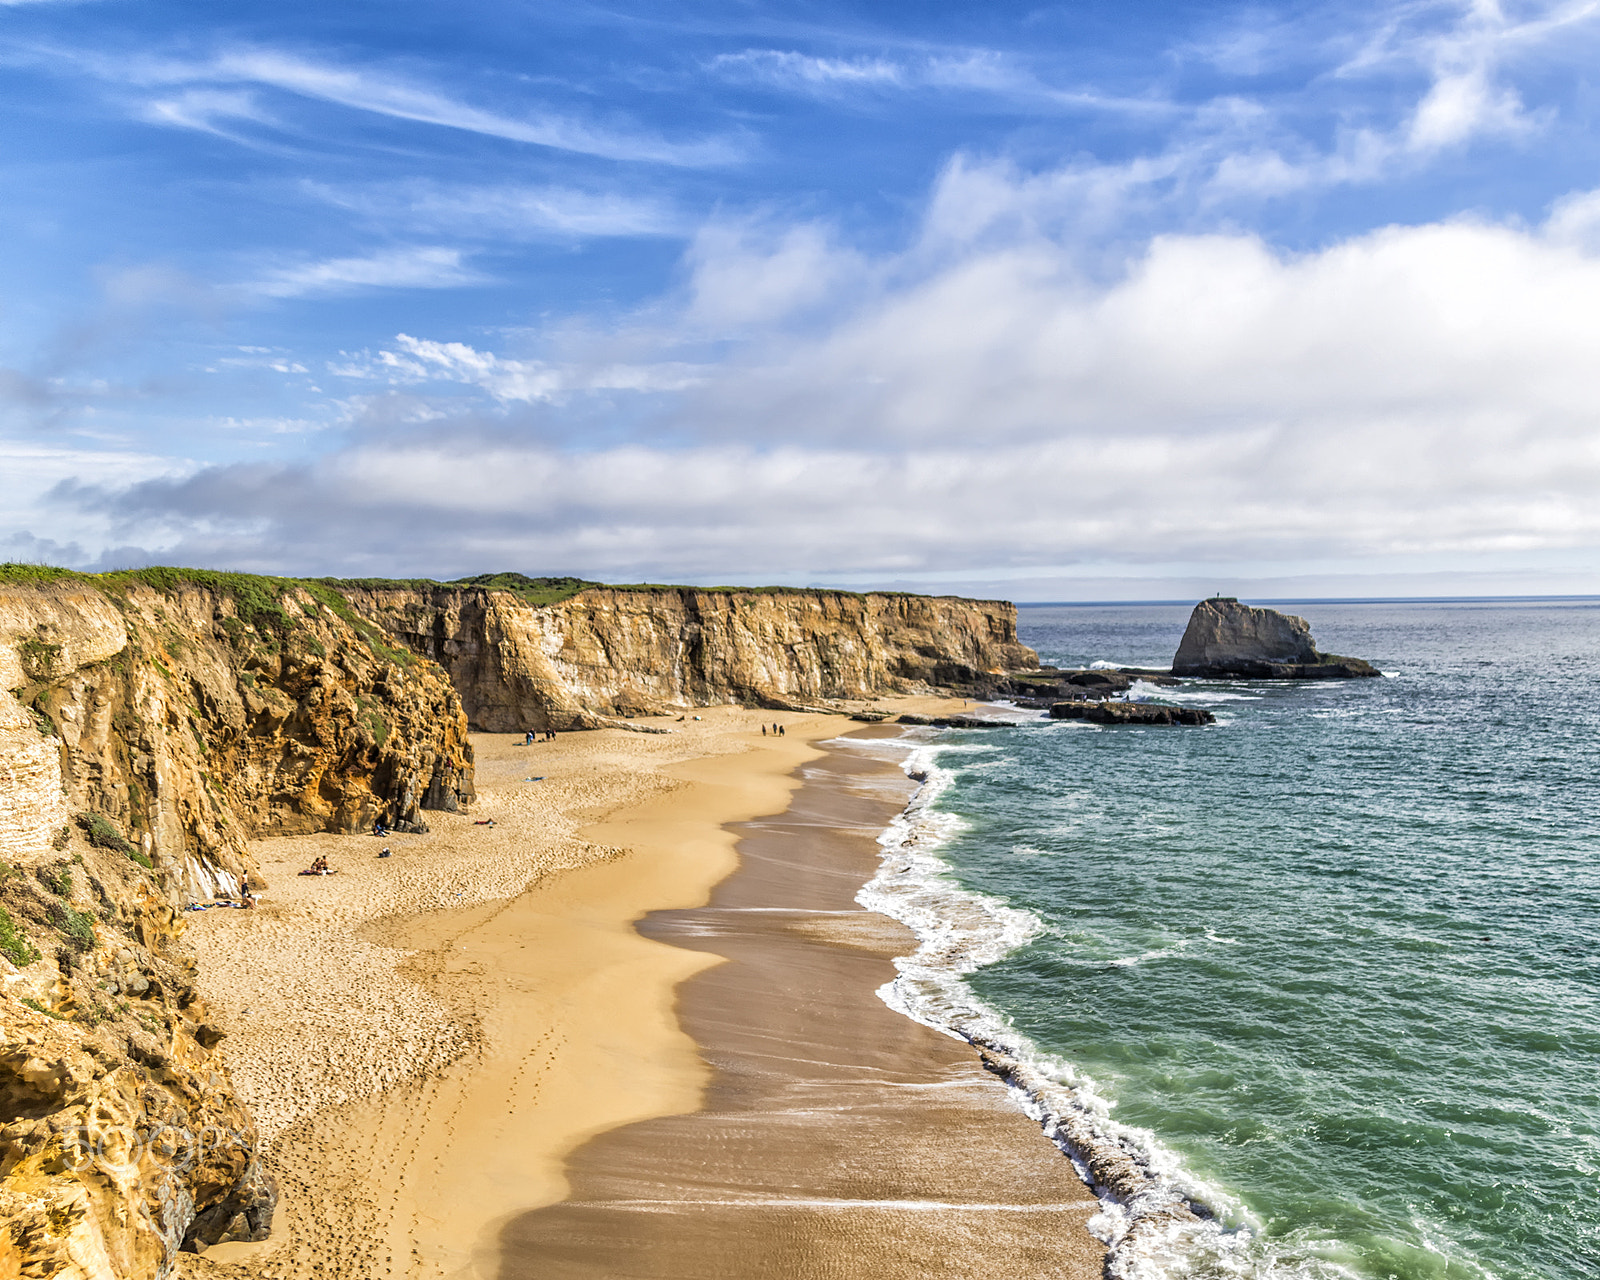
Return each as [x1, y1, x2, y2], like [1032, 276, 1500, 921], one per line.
[304, 181, 684, 240]
[246, 247, 484, 299]
[329, 333, 703, 402]
[49, 44, 743, 165]
[139, 87, 273, 138]
[710, 49, 905, 89]
[708, 46, 1164, 114]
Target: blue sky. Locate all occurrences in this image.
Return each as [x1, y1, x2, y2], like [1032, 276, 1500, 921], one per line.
[6, 0, 1600, 597]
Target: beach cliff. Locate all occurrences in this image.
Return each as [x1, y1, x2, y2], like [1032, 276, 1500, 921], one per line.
[330, 578, 1038, 730]
[0, 566, 1035, 1279]
[0, 568, 473, 1278]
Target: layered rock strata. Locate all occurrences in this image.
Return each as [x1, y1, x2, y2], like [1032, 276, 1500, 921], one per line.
[1172, 598, 1379, 679]
[334, 583, 1038, 731]
[0, 569, 477, 1280]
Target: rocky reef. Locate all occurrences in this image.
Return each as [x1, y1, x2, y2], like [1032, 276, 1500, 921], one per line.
[330, 577, 1038, 730]
[1049, 701, 1215, 726]
[1171, 598, 1379, 679]
[0, 566, 476, 1279]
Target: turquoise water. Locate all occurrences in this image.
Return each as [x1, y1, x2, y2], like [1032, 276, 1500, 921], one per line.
[883, 602, 1600, 1279]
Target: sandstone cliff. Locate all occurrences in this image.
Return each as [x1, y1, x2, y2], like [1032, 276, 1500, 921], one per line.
[0, 567, 476, 1280]
[1172, 598, 1379, 679]
[332, 580, 1038, 732]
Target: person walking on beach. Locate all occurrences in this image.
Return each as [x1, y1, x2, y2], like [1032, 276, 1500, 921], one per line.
[761, 724, 767, 736]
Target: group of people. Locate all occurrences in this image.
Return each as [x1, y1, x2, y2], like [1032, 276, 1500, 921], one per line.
[761, 723, 787, 737]
[523, 728, 557, 745]
[300, 855, 337, 876]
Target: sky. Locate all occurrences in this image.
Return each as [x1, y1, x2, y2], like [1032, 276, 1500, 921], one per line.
[6, 0, 1600, 599]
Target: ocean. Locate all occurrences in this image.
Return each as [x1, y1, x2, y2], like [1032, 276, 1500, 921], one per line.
[857, 601, 1600, 1280]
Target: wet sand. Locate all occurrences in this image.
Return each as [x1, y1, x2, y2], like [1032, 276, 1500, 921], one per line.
[498, 732, 1106, 1279]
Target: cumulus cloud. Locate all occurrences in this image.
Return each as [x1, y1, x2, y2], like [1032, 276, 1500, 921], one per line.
[16, 4, 1600, 588]
[41, 189, 1600, 582]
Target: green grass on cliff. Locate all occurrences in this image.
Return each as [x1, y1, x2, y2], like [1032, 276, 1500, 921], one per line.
[0, 905, 39, 968]
[323, 571, 599, 606]
[0, 563, 424, 667]
[2, 563, 993, 613]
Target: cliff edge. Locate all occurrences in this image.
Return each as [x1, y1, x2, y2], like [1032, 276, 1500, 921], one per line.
[331, 578, 1038, 731]
[1172, 598, 1379, 679]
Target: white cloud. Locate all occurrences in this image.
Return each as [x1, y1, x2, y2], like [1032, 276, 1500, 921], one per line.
[304, 181, 682, 240]
[139, 87, 272, 136]
[54, 44, 741, 165]
[246, 247, 484, 299]
[52, 190, 1600, 581]
[330, 334, 704, 403]
[708, 46, 1162, 114]
[683, 222, 867, 330]
[710, 50, 906, 89]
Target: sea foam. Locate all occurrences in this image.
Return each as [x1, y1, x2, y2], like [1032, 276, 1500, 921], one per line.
[845, 733, 1361, 1280]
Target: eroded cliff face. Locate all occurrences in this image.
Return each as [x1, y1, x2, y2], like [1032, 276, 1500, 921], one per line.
[0, 571, 477, 1280]
[336, 585, 1038, 731]
[0, 833, 272, 1278]
[1, 577, 474, 892]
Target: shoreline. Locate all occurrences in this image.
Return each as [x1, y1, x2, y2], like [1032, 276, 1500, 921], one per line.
[495, 722, 1106, 1278]
[177, 698, 1103, 1278]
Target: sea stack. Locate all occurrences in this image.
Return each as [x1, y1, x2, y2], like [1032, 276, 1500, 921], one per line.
[1172, 598, 1379, 679]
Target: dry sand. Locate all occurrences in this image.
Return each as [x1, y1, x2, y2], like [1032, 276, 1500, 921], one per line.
[176, 698, 1102, 1280]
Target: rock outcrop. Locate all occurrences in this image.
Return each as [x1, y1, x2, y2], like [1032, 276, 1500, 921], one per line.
[1050, 701, 1215, 726]
[1171, 598, 1379, 679]
[0, 823, 275, 1277]
[0, 566, 478, 1280]
[1001, 667, 1178, 708]
[332, 580, 1038, 731]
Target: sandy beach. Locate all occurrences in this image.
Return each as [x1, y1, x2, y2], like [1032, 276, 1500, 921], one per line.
[176, 699, 1103, 1279]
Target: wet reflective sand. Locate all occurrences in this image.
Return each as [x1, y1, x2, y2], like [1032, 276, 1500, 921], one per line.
[498, 738, 1105, 1280]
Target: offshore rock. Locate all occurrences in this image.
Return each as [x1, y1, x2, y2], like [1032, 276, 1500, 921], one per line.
[1172, 598, 1379, 679]
[1050, 701, 1215, 726]
[334, 584, 1038, 731]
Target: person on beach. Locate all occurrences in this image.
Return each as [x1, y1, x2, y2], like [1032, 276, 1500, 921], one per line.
[524, 730, 535, 746]
[372, 817, 388, 837]
[761, 724, 767, 736]
[778, 724, 785, 736]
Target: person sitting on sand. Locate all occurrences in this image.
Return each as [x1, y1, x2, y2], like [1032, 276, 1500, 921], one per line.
[372, 818, 388, 837]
